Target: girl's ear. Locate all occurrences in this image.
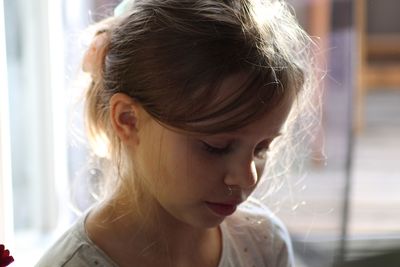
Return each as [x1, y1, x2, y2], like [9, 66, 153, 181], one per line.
[109, 93, 141, 144]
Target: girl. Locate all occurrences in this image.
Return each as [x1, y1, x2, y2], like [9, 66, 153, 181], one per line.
[37, 0, 315, 266]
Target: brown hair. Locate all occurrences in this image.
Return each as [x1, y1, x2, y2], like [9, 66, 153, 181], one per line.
[83, 0, 317, 200]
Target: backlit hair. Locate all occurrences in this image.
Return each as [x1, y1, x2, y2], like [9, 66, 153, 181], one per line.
[83, 0, 318, 202]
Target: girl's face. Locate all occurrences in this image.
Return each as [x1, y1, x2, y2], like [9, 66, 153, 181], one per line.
[133, 78, 294, 229]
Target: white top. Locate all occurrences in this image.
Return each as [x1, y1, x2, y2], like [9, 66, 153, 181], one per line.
[35, 198, 294, 267]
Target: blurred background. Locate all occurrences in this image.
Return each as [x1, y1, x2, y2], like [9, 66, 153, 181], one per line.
[0, 0, 399, 266]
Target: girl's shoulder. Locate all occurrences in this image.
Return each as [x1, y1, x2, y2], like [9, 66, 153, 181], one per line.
[35, 212, 118, 267]
[219, 197, 294, 267]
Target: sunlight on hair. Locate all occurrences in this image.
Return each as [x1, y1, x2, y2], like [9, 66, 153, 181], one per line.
[251, 0, 278, 26]
[91, 131, 110, 158]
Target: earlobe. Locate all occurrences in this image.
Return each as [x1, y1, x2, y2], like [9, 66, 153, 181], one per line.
[109, 93, 140, 144]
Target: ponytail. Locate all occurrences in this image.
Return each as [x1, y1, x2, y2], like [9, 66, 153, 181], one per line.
[82, 20, 113, 158]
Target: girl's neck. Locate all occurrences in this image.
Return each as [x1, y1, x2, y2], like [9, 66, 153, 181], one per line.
[85, 195, 222, 267]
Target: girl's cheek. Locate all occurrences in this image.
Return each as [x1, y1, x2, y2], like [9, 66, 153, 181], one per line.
[195, 141, 211, 157]
[186, 142, 226, 172]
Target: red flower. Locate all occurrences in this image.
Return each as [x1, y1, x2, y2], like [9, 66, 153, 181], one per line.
[0, 244, 14, 267]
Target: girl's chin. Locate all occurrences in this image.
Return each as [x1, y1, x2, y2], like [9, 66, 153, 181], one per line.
[189, 210, 228, 229]
[158, 203, 228, 229]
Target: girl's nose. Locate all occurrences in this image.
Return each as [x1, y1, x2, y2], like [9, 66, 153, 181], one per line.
[224, 159, 258, 189]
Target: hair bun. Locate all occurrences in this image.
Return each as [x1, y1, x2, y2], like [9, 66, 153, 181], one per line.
[82, 31, 110, 79]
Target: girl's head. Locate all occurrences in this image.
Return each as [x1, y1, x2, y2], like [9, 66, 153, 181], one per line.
[83, 0, 314, 205]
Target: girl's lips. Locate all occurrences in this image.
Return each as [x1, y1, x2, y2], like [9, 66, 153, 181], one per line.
[206, 202, 237, 217]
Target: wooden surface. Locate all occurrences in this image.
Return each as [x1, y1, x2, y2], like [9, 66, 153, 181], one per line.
[291, 90, 400, 267]
[355, 0, 400, 132]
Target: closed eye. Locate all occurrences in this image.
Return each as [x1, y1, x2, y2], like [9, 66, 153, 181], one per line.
[201, 141, 232, 155]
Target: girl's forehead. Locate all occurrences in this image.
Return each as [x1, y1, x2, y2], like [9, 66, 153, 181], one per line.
[193, 72, 292, 126]
[219, 98, 291, 138]
[184, 85, 293, 140]
[212, 73, 250, 100]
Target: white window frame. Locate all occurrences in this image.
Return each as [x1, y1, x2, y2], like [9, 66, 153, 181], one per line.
[2, 0, 71, 263]
[0, 0, 14, 245]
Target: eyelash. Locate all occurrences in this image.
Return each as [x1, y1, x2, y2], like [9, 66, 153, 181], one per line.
[201, 141, 271, 158]
[201, 142, 232, 155]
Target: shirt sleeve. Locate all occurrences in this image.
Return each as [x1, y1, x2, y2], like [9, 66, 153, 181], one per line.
[35, 215, 118, 267]
[273, 218, 295, 267]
